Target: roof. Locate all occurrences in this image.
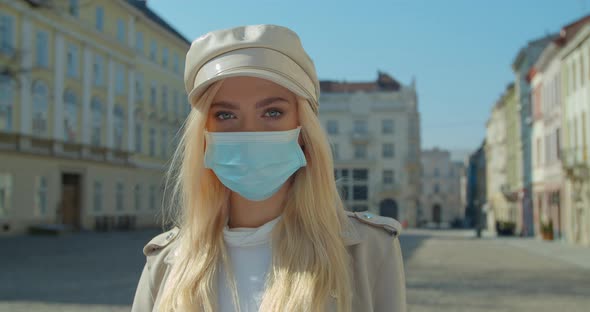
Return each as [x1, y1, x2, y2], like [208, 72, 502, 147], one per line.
[555, 14, 590, 46]
[512, 34, 557, 70]
[320, 71, 401, 93]
[125, 0, 191, 45]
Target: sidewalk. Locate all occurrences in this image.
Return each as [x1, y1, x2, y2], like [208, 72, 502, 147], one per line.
[495, 236, 590, 270]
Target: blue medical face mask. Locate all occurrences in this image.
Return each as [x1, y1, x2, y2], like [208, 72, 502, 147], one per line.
[204, 127, 307, 201]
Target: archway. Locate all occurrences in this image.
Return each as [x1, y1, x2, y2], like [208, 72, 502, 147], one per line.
[380, 199, 398, 219]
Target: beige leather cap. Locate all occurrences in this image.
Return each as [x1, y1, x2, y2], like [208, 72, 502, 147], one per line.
[184, 24, 320, 112]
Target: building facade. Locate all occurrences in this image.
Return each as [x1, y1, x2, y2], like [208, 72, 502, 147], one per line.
[561, 22, 590, 246]
[466, 141, 486, 231]
[319, 72, 421, 227]
[420, 148, 463, 227]
[530, 40, 564, 240]
[485, 94, 509, 234]
[512, 35, 556, 236]
[502, 83, 522, 231]
[0, 0, 190, 235]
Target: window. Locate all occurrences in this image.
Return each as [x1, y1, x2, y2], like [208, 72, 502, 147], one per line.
[434, 184, 440, 194]
[32, 80, 48, 136]
[173, 90, 179, 117]
[382, 119, 394, 134]
[116, 19, 126, 43]
[134, 184, 141, 211]
[113, 105, 125, 150]
[0, 75, 13, 131]
[353, 169, 368, 181]
[581, 55, 585, 86]
[354, 144, 367, 159]
[556, 128, 561, 160]
[115, 182, 124, 211]
[353, 185, 368, 200]
[173, 53, 179, 73]
[135, 123, 142, 153]
[434, 168, 439, 177]
[149, 185, 156, 210]
[115, 63, 125, 95]
[383, 170, 394, 184]
[35, 176, 48, 216]
[95, 7, 104, 32]
[135, 31, 144, 54]
[135, 73, 143, 101]
[93, 181, 102, 212]
[0, 173, 13, 218]
[93, 54, 104, 86]
[69, 0, 79, 17]
[162, 47, 168, 67]
[150, 40, 157, 61]
[149, 127, 156, 157]
[160, 128, 167, 158]
[0, 14, 14, 55]
[35, 30, 48, 68]
[91, 97, 103, 146]
[383, 143, 394, 158]
[150, 82, 157, 107]
[63, 89, 78, 142]
[572, 62, 577, 92]
[161, 85, 168, 113]
[326, 120, 338, 134]
[354, 120, 367, 134]
[66, 43, 79, 78]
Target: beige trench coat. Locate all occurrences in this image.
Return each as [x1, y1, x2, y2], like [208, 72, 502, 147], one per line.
[131, 211, 406, 312]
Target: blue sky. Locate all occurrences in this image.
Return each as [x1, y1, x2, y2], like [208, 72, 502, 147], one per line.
[150, 0, 587, 154]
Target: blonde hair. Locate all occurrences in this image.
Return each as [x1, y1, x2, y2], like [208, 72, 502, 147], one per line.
[158, 81, 353, 312]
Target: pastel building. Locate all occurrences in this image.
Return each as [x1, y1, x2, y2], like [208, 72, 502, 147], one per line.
[319, 72, 422, 227]
[0, 0, 190, 235]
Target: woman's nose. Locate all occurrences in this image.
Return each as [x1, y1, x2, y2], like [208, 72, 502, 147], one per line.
[240, 115, 264, 132]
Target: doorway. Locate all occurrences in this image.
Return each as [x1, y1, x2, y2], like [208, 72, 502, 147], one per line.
[61, 173, 81, 230]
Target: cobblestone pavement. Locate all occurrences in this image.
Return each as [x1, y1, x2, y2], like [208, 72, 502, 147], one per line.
[1, 228, 589, 311]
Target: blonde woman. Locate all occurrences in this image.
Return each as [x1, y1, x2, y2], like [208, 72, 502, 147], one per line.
[131, 24, 406, 312]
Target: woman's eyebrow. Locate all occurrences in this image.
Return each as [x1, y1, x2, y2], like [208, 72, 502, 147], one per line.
[211, 101, 240, 110]
[256, 97, 289, 109]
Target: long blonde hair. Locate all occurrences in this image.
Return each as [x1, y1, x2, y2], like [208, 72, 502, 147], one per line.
[158, 81, 353, 312]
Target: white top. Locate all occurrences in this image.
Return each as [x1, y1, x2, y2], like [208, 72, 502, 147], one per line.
[218, 216, 281, 312]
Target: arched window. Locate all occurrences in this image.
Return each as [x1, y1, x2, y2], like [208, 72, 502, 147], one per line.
[0, 75, 13, 132]
[63, 89, 78, 142]
[91, 96, 103, 146]
[32, 80, 49, 137]
[113, 104, 125, 150]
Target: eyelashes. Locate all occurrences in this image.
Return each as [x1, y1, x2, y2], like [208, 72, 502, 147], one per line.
[214, 108, 284, 121]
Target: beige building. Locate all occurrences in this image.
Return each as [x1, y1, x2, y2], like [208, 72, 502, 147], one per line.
[0, 0, 190, 235]
[561, 22, 590, 246]
[420, 148, 462, 227]
[485, 96, 509, 234]
[319, 72, 421, 227]
[530, 39, 564, 240]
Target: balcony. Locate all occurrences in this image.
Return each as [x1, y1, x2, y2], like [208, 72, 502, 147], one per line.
[560, 147, 590, 181]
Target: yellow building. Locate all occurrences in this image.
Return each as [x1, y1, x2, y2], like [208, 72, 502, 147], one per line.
[0, 0, 190, 235]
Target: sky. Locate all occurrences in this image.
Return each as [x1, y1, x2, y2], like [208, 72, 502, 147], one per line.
[150, 0, 588, 155]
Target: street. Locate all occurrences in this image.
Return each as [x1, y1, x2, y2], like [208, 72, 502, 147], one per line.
[1, 229, 589, 312]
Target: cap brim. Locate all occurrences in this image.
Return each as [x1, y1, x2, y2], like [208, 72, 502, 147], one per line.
[187, 48, 317, 110]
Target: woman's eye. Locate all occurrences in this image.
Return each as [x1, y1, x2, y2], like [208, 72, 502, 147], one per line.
[264, 109, 282, 118]
[215, 112, 235, 120]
